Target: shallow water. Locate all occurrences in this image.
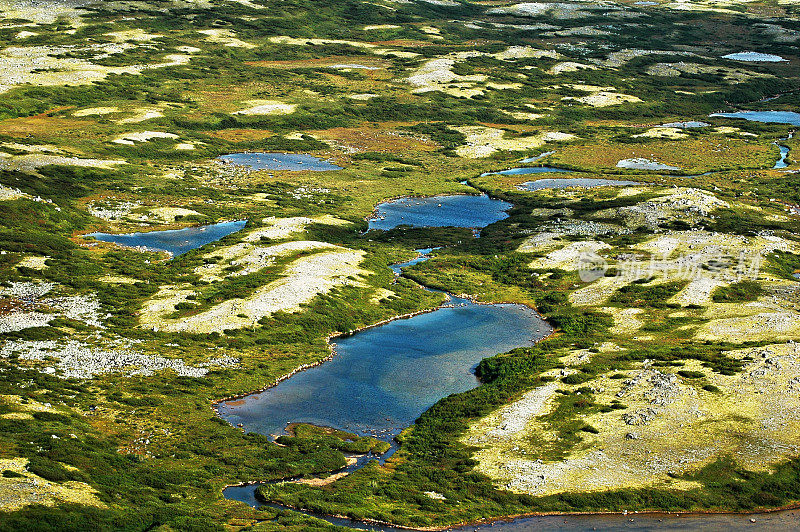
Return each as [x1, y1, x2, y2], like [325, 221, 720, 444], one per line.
[710, 111, 800, 126]
[217, 296, 550, 439]
[367, 194, 511, 231]
[481, 166, 572, 177]
[616, 158, 680, 171]
[219, 152, 343, 171]
[722, 52, 786, 62]
[659, 121, 709, 128]
[87, 220, 246, 257]
[518, 178, 641, 191]
[520, 151, 555, 164]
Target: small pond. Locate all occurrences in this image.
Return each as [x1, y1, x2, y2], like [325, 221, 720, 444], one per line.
[616, 158, 680, 171]
[659, 121, 709, 128]
[87, 220, 246, 257]
[518, 178, 641, 191]
[722, 52, 787, 62]
[219, 153, 343, 171]
[367, 194, 511, 231]
[709, 111, 800, 126]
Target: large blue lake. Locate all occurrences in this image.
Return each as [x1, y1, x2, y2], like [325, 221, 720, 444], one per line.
[217, 296, 549, 439]
[368, 194, 511, 231]
[87, 220, 246, 257]
[219, 152, 343, 171]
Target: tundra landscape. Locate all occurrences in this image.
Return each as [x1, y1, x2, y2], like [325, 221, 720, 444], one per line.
[0, 0, 799, 530]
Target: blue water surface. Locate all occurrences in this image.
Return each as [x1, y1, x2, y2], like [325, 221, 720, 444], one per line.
[219, 152, 343, 171]
[519, 178, 641, 191]
[368, 194, 511, 231]
[216, 297, 549, 439]
[87, 220, 246, 257]
[710, 111, 800, 126]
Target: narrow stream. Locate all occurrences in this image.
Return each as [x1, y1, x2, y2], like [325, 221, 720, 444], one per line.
[774, 132, 793, 169]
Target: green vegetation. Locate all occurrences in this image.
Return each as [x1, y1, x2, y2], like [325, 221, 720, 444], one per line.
[712, 281, 764, 303]
[278, 424, 391, 455]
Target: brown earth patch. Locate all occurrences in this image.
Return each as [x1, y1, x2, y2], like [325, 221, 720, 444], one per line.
[0, 116, 90, 138]
[245, 56, 387, 69]
[368, 39, 433, 47]
[206, 129, 276, 142]
[308, 126, 439, 153]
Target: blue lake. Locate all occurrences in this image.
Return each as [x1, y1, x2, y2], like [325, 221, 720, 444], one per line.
[368, 194, 511, 231]
[519, 178, 641, 191]
[219, 152, 343, 171]
[87, 220, 246, 257]
[482, 166, 572, 177]
[710, 111, 800, 126]
[216, 296, 550, 439]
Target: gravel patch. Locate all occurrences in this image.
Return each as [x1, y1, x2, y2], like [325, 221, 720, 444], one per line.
[0, 339, 238, 379]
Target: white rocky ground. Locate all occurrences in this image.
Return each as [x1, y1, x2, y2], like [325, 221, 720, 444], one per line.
[233, 100, 296, 115]
[197, 28, 255, 48]
[593, 187, 729, 229]
[565, 91, 641, 108]
[0, 41, 192, 94]
[0, 339, 238, 379]
[467, 344, 800, 496]
[140, 242, 369, 334]
[455, 126, 575, 158]
[0, 282, 105, 333]
[0, 282, 233, 379]
[0, 153, 125, 172]
[405, 47, 559, 97]
[113, 131, 178, 145]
